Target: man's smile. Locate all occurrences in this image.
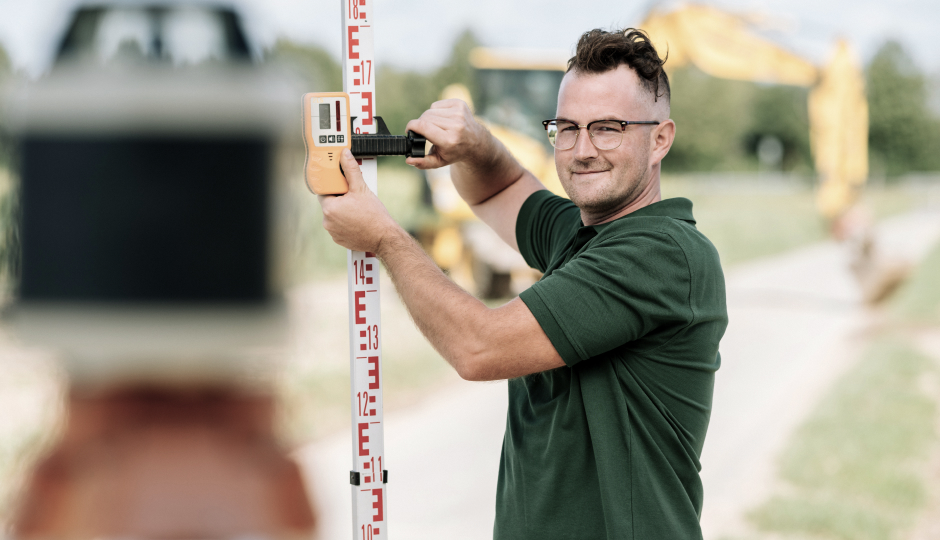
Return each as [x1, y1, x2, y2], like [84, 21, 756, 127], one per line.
[570, 164, 612, 177]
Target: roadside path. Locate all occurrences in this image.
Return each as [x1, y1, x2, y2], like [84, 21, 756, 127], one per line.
[296, 209, 940, 540]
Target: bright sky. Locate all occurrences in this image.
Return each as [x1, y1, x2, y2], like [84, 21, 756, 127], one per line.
[0, 0, 938, 76]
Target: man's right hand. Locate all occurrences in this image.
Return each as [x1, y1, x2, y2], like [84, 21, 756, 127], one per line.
[404, 99, 492, 170]
[404, 98, 546, 251]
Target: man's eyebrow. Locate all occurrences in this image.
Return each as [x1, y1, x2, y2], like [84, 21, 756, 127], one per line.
[553, 117, 625, 124]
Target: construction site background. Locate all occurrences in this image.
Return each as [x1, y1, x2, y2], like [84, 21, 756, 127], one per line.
[1, 12, 940, 539]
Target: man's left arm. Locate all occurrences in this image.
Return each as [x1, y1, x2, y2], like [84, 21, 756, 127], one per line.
[319, 150, 564, 381]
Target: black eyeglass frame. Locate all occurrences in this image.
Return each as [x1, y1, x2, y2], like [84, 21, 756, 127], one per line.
[541, 119, 661, 150]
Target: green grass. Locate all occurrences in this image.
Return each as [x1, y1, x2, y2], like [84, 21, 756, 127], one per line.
[891, 241, 940, 326]
[290, 171, 922, 279]
[746, 239, 940, 540]
[749, 337, 936, 540]
[662, 175, 921, 267]
[662, 176, 828, 265]
[286, 163, 435, 283]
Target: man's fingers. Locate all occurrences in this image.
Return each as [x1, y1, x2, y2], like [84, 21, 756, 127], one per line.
[429, 98, 468, 111]
[340, 149, 367, 192]
[406, 117, 448, 143]
[406, 142, 449, 169]
[406, 153, 446, 170]
[403, 99, 479, 171]
[407, 106, 466, 137]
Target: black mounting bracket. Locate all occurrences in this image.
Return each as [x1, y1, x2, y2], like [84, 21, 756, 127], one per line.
[350, 116, 427, 158]
[349, 469, 389, 485]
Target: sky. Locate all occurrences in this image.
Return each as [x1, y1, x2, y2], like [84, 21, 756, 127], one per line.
[0, 0, 938, 76]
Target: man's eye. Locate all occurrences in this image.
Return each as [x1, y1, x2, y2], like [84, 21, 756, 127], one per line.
[559, 124, 578, 132]
[594, 124, 620, 132]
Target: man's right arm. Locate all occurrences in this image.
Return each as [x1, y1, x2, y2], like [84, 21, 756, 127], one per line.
[405, 99, 546, 251]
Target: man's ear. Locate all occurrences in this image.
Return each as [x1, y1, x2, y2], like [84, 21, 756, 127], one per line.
[650, 119, 676, 165]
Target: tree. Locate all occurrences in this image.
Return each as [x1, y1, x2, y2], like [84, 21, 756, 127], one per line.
[0, 42, 13, 169]
[431, 29, 481, 105]
[663, 66, 758, 172]
[664, 66, 813, 174]
[867, 40, 940, 176]
[0, 43, 10, 79]
[267, 40, 342, 93]
[377, 29, 481, 137]
[0, 41, 15, 299]
[268, 31, 482, 139]
[744, 85, 812, 172]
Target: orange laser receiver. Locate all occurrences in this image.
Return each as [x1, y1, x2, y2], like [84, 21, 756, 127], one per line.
[303, 92, 352, 195]
[302, 92, 427, 195]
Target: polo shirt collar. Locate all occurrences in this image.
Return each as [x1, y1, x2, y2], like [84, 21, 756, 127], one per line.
[589, 197, 696, 229]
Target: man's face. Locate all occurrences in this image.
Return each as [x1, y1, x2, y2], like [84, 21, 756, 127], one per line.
[554, 65, 661, 218]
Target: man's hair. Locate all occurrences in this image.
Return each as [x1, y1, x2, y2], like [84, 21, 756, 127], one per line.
[567, 28, 670, 103]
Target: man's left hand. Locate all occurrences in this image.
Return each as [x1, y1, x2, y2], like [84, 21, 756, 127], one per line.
[318, 149, 398, 255]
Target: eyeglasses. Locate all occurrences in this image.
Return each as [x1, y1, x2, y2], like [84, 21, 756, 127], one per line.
[542, 119, 661, 150]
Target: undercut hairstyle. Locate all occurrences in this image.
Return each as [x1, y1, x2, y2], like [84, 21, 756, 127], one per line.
[567, 28, 670, 103]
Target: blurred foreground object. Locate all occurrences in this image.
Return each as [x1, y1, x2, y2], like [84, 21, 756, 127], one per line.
[2, 2, 315, 536]
[14, 387, 313, 538]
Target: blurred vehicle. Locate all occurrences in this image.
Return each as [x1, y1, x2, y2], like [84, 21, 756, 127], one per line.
[1, 2, 314, 538]
[423, 49, 569, 298]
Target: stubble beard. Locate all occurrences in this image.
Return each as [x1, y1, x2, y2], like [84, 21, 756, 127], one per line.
[561, 151, 651, 218]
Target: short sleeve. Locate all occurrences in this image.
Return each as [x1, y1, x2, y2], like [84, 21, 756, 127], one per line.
[520, 229, 693, 366]
[516, 190, 581, 272]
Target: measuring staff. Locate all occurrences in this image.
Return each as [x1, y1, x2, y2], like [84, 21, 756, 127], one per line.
[318, 28, 728, 539]
[299, 2, 429, 537]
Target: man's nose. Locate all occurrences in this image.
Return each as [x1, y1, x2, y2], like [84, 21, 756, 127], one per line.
[572, 128, 598, 161]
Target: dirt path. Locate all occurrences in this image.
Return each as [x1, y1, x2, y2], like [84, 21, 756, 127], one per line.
[295, 209, 940, 540]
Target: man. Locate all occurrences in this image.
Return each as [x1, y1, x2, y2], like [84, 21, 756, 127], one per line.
[319, 28, 727, 539]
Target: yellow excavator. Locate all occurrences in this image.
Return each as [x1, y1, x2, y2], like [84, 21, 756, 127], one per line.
[644, 4, 901, 302]
[426, 4, 888, 300]
[641, 3, 868, 222]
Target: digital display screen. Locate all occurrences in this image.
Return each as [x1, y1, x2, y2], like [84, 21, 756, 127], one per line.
[319, 103, 331, 129]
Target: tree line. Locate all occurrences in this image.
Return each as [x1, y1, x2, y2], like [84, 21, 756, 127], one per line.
[270, 35, 940, 179]
[0, 34, 936, 178]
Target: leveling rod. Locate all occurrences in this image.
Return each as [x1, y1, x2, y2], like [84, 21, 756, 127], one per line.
[298, 2, 394, 539]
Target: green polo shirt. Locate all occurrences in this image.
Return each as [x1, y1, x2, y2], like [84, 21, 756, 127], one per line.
[495, 190, 727, 539]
